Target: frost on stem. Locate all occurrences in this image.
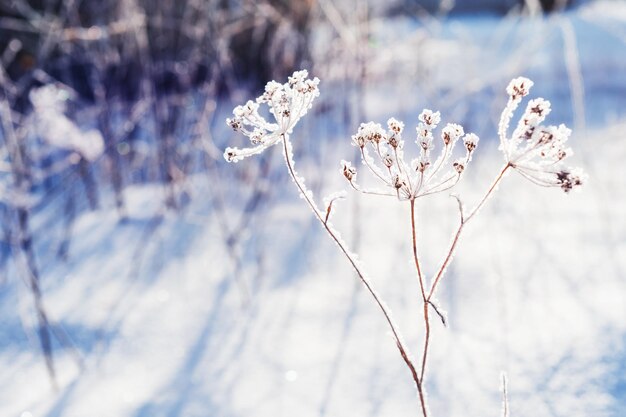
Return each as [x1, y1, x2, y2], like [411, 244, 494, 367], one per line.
[223, 70, 320, 163]
[343, 109, 479, 200]
[30, 84, 105, 162]
[323, 191, 347, 224]
[499, 77, 585, 193]
[223, 72, 421, 405]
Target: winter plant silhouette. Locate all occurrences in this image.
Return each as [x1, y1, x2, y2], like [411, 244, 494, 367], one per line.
[224, 70, 584, 416]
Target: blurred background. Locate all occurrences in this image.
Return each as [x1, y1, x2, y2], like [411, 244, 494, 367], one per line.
[1, 0, 625, 416]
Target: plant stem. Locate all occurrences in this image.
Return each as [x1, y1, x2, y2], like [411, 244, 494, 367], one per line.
[410, 199, 427, 301]
[281, 135, 427, 414]
[411, 163, 511, 416]
[420, 300, 430, 383]
[410, 199, 431, 386]
[427, 163, 511, 302]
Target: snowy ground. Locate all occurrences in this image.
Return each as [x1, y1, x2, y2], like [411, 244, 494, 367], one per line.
[2, 3, 626, 417]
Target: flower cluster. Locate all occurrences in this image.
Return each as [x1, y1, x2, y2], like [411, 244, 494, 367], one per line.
[30, 85, 104, 162]
[342, 110, 478, 200]
[499, 77, 584, 193]
[224, 70, 320, 163]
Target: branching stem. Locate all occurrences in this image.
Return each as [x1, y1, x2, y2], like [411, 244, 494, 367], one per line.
[281, 134, 427, 415]
[427, 163, 510, 302]
[410, 163, 511, 412]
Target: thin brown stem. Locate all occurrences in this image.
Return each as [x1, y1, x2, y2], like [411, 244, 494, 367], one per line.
[427, 163, 511, 301]
[281, 135, 427, 413]
[410, 199, 427, 300]
[420, 300, 430, 382]
[410, 197, 432, 391]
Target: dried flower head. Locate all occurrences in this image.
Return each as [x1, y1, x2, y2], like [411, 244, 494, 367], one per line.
[343, 113, 479, 200]
[341, 160, 357, 182]
[224, 70, 320, 162]
[499, 76, 584, 193]
[463, 133, 479, 153]
[387, 117, 404, 134]
[418, 109, 441, 127]
[352, 122, 387, 147]
[441, 123, 464, 145]
[506, 77, 534, 101]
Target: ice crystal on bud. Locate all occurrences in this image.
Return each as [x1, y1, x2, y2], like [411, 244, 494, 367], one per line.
[345, 110, 478, 200]
[418, 109, 441, 127]
[441, 123, 464, 145]
[341, 160, 357, 182]
[224, 70, 320, 162]
[499, 76, 584, 193]
[556, 168, 586, 193]
[463, 133, 479, 153]
[387, 118, 404, 134]
[453, 159, 465, 174]
[353, 122, 387, 145]
[392, 174, 405, 190]
[383, 154, 394, 168]
[506, 77, 534, 100]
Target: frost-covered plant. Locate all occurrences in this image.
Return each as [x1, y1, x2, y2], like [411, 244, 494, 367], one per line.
[342, 111, 478, 200]
[499, 77, 585, 192]
[224, 71, 584, 417]
[30, 84, 105, 162]
[224, 70, 319, 162]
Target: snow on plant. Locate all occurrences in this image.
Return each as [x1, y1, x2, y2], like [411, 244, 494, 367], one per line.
[343, 111, 478, 200]
[30, 84, 105, 162]
[499, 77, 585, 193]
[224, 70, 585, 417]
[224, 70, 319, 162]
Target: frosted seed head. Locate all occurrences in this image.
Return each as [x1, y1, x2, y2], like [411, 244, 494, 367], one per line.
[416, 123, 430, 139]
[415, 156, 430, 173]
[392, 174, 405, 190]
[453, 158, 465, 174]
[419, 109, 441, 127]
[383, 153, 394, 168]
[288, 70, 309, 86]
[357, 122, 386, 144]
[556, 169, 585, 193]
[304, 77, 320, 94]
[387, 117, 404, 134]
[258, 80, 283, 103]
[224, 148, 238, 162]
[387, 135, 400, 149]
[536, 128, 555, 145]
[341, 160, 357, 181]
[227, 117, 242, 131]
[555, 124, 572, 142]
[250, 128, 266, 144]
[352, 132, 366, 148]
[506, 77, 534, 100]
[419, 134, 433, 151]
[463, 133, 479, 152]
[441, 123, 464, 145]
[233, 100, 259, 118]
[528, 98, 551, 117]
[522, 125, 535, 140]
[556, 147, 570, 161]
[224, 70, 320, 161]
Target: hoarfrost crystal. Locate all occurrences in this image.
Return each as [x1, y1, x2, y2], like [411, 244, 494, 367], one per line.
[344, 113, 479, 200]
[499, 76, 585, 193]
[224, 70, 320, 163]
